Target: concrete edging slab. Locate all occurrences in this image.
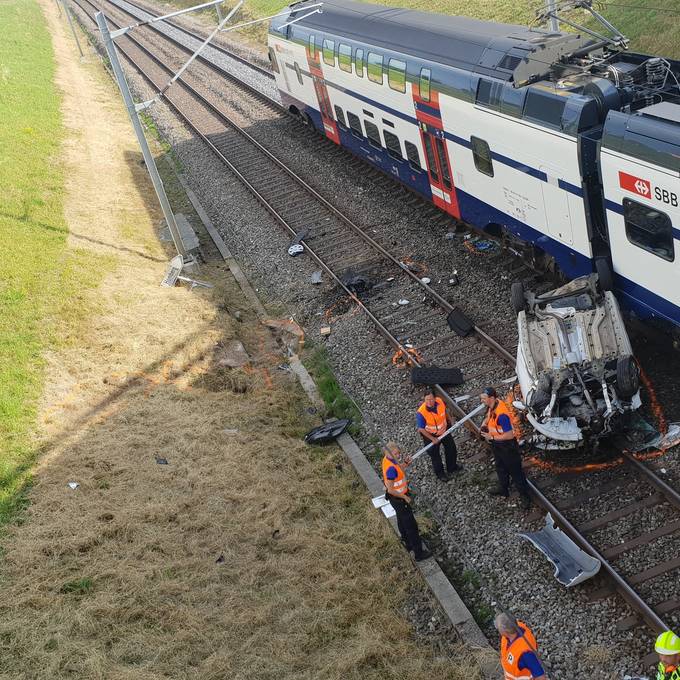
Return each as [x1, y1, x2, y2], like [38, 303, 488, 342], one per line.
[176, 169, 498, 678]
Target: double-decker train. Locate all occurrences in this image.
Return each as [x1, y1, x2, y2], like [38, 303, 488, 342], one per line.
[267, 0, 680, 334]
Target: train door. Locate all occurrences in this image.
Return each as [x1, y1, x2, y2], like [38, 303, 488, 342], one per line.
[539, 165, 573, 245]
[419, 125, 460, 218]
[305, 39, 340, 145]
[412, 74, 460, 218]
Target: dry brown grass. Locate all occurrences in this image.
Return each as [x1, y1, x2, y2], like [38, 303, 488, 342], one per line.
[0, 3, 481, 679]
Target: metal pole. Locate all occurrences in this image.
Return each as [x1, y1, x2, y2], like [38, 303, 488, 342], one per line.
[60, 0, 84, 58]
[95, 11, 189, 260]
[547, 0, 559, 32]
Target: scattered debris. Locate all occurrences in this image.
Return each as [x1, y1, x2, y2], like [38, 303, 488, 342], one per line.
[277, 363, 291, 372]
[444, 232, 456, 240]
[398, 299, 409, 306]
[446, 307, 474, 337]
[306, 406, 317, 415]
[263, 318, 305, 353]
[320, 326, 331, 337]
[340, 271, 371, 293]
[386, 277, 394, 282]
[67, 482, 80, 490]
[287, 244, 304, 257]
[449, 271, 459, 286]
[217, 340, 250, 368]
[420, 277, 431, 285]
[215, 554, 225, 564]
[411, 366, 464, 386]
[399, 257, 427, 276]
[271, 529, 280, 538]
[155, 456, 169, 465]
[223, 428, 239, 435]
[310, 270, 323, 284]
[392, 347, 422, 368]
[519, 513, 601, 587]
[304, 419, 351, 444]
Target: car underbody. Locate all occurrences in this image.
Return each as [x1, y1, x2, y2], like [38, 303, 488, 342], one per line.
[513, 275, 641, 450]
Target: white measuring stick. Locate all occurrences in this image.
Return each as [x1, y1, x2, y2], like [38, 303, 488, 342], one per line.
[408, 403, 486, 465]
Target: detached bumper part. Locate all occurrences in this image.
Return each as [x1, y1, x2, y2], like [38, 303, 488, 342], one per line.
[525, 412, 582, 442]
[519, 513, 601, 587]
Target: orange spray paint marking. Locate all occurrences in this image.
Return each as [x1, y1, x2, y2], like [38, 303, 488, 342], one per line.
[639, 366, 667, 435]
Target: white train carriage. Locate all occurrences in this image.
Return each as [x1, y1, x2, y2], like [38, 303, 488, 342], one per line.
[268, 0, 680, 333]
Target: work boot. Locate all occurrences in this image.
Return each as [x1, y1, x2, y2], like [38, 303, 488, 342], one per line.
[488, 485, 509, 497]
[414, 549, 433, 562]
[437, 473, 449, 482]
[520, 495, 531, 510]
[447, 464, 464, 476]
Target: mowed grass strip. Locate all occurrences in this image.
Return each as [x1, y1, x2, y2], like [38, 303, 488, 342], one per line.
[0, 0, 102, 525]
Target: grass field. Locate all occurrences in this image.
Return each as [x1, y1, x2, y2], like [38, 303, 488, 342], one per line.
[0, 0, 103, 526]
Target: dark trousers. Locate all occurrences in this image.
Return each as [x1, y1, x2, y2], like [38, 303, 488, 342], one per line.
[421, 433, 458, 479]
[492, 440, 529, 498]
[387, 494, 425, 558]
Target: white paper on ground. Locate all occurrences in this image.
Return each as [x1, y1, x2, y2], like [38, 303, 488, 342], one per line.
[381, 504, 396, 518]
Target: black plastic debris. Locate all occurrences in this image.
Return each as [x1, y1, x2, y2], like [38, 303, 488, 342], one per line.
[215, 554, 225, 564]
[272, 529, 280, 538]
[304, 419, 351, 445]
[411, 366, 464, 386]
[447, 307, 474, 337]
[155, 456, 169, 465]
[340, 270, 371, 294]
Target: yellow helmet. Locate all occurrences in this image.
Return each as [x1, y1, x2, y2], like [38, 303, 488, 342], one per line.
[655, 631, 680, 655]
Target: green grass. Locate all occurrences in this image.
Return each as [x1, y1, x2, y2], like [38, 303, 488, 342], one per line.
[0, 0, 105, 527]
[60, 577, 94, 595]
[302, 346, 362, 434]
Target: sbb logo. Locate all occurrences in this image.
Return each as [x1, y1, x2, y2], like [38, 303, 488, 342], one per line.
[619, 171, 651, 198]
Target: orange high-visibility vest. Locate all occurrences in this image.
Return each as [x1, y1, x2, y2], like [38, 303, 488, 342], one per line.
[487, 399, 516, 438]
[417, 398, 447, 436]
[382, 455, 408, 495]
[500, 621, 539, 680]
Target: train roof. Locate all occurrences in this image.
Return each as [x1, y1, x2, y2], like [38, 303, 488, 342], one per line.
[287, 0, 598, 85]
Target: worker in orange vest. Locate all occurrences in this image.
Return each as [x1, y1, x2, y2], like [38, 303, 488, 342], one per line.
[495, 612, 549, 680]
[480, 387, 531, 510]
[382, 442, 431, 562]
[416, 390, 461, 482]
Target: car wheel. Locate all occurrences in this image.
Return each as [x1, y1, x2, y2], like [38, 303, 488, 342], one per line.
[616, 355, 639, 398]
[595, 257, 614, 292]
[511, 282, 526, 314]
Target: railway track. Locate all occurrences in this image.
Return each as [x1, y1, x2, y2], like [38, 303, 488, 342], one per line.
[69, 0, 680, 666]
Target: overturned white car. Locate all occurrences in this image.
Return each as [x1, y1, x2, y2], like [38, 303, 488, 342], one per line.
[512, 275, 641, 449]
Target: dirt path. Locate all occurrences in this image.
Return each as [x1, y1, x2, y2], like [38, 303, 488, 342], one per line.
[0, 3, 475, 679]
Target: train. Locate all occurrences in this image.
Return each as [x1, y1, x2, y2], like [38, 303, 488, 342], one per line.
[267, 0, 680, 336]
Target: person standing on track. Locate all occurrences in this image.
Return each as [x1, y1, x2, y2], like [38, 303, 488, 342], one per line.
[495, 612, 549, 680]
[416, 390, 461, 482]
[480, 386, 531, 510]
[654, 631, 680, 679]
[381, 442, 431, 562]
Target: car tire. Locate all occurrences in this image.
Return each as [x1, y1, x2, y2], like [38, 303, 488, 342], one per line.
[595, 257, 614, 293]
[511, 282, 526, 314]
[617, 355, 639, 398]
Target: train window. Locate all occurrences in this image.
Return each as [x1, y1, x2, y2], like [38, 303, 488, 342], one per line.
[435, 137, 452, 189]
[308, 35, 318, 60]
[338, 44, 352, 73]
[354, 48, 364, 77]
[419, 68, 431, 102]
[347, 111, 363, 138]
[388, 59, 406, 93]
[364, 120, 382, 148]
[471, 136, 494, 177]
[367, 52, 383, 84]
[294, 62, 304, 86]
[334, 105, 347, 129]
[404, 141, 421, 171]
[423, 135, 439, 183]
[322, 39, 335, 67]
[623, 198, 675, 262]
[383, 130, 402, 160]
[524, 90, 565, 128]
